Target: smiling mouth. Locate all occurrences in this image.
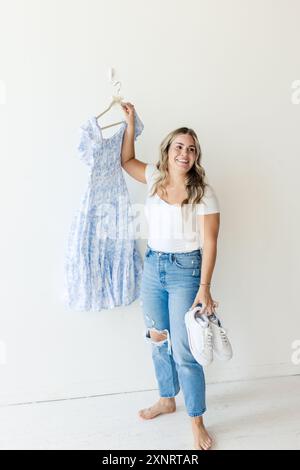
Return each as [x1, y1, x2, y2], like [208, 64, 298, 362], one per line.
[175, 158, 189, 164]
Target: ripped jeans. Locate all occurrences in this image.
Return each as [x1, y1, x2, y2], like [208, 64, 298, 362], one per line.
[140, 244, 206, 417]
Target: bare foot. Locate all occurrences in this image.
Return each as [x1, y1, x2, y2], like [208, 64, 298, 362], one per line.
[191, 416, 213, 450]
[138, 397, 176, 420]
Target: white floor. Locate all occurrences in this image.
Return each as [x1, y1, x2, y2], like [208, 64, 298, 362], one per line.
[0, 375, 299, 450]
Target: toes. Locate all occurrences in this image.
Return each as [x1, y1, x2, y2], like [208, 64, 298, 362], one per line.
[138, 409, 147, 419]
[205, 439, 212, 449]
[203, 442, 211, 450]
[139, 407, 154, 419]
[194, 435, 213, 451]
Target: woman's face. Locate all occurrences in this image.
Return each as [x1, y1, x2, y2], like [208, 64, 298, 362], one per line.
[168, 133, 197, 173]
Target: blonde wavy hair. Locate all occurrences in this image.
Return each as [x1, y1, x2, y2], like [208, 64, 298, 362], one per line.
[150, 127, 208, 220]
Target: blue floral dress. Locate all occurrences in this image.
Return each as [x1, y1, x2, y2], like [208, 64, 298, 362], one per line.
[64, 110, 144, 311]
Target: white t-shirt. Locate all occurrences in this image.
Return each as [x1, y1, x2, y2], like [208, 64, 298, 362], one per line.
[144, 163, 220, 253]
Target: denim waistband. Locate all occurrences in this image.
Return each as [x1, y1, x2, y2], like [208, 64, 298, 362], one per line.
[145, 244, 202, 257]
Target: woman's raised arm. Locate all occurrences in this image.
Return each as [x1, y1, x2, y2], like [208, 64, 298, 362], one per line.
[120, 102, 147, 183]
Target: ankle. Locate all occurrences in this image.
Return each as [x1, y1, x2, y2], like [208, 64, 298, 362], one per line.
[191, 415, 204, 425]
[159, 397, 175, 405]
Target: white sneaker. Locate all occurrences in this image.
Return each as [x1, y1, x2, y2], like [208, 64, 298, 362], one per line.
[184, 306, 213, 366]
[208, 313, 233, 361]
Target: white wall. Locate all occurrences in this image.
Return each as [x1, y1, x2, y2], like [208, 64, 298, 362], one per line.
[0, 0, 299, 405]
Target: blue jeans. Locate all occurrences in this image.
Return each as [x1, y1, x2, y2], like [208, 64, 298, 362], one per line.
[140, 244, 206, 417]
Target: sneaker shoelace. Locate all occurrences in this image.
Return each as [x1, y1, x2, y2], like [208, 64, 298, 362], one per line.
[219, 328, 228, 344]
[204, 328, 213, 351]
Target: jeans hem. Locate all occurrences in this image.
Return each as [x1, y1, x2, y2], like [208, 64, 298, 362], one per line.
[188, 407, 206, 417]
[160, 389, 180, 398]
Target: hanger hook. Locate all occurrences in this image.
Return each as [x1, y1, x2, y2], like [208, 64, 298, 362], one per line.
[107, 67, 123, 103]
[113, 80, 122, 95]
[108, 67, 122, 95]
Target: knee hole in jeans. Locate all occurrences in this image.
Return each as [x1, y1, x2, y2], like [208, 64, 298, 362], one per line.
[148, 329, 168, 342]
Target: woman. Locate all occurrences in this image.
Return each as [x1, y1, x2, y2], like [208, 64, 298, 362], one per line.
[120, 102, 220, 451]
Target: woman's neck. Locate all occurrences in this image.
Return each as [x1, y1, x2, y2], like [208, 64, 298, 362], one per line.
[166, 169, 186, 188]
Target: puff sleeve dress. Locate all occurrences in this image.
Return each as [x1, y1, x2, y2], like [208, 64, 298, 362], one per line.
[64, 110, 144, 311]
